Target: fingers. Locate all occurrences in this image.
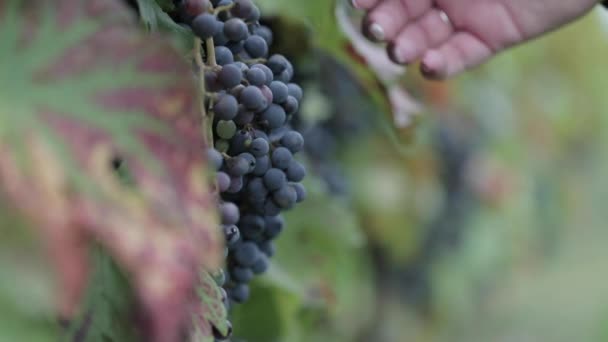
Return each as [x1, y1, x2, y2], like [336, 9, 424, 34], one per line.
[388, 8, 454, 64]
[362, 0, 432, 42]
[350, 0, 380, 10]
[420, 32, 493, 80]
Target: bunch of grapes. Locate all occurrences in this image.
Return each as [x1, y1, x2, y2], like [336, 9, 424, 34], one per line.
[173, 0, 306, 324]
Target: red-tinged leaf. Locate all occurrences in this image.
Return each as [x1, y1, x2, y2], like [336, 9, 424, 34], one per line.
[0, 1, 223, 341]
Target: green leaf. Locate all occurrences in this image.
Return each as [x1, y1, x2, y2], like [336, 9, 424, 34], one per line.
[190, 271, 230, 341]
[0, 0, 222, 341]
[65, 248, 141, 342]
[136, 0, 190, 34]
[155, 0, 175, 11]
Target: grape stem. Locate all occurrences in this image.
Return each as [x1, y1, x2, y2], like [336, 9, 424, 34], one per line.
[238, 57, 267, 64]
[213, 3, 235, 15]
[205, 37, 218, 67]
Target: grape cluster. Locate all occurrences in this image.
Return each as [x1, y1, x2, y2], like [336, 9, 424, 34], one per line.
[174, 0, 306, 323]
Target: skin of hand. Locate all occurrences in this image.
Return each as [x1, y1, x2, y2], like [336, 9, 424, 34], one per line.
[352, 0, 601, 79]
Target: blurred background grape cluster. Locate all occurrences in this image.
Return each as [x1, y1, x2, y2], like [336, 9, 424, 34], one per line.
[226, 1, 608, 341]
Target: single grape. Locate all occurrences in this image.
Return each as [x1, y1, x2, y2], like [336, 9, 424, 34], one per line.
[230, 266, 254, 283]
[226, 156, 250, 176]
[287, 83, 303, 102]
[229, 130, 253, 155]
[244, 35, 268, 59]
[216, 120, 237, 139]
[263, 168, 286, 191]
[207, 148, 224, 171]
[291, 182, 307, 203]
[286, 160, 306, 182]
[280, 131, 304, 153]
[252, 155, 270, 176]
[217, 171, 231, 192]
[260, 85, 273, 105]
[220, 202, 240, 225]
[272, 185, 297, 209]
[233, 241, 260, 267]
[246, 4, 260, 21]
[252, 25, 273, 46]
[238, 152, 256, 172]
[271, 147, 293, 170]
[249, 138, 269, 157]
[224, 18, 249, 42]
[266, 54, 288, 75]
[245, 68, 266, 87]
[250, 64, 273, 85]
[230, 0, 254, 18]
[179, 0, 211, 21]
[223, 224, 241, 246]
[260, 104, 286, 130]
[213, 94, 238, 120]
[264, 215, 284, 239]
[192, 13, 221, 39]
[215, 46, 235, 65]
[218, 64, 243, 89]
[283, 95, 299, 115]
[251, 255, 268, 274]
[228, 283, 250, 303]
[269, 81, 288, 104]
[239, 86, 267, 112]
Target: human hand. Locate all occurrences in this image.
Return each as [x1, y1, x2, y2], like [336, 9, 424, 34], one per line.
[352, 0, 600, 79]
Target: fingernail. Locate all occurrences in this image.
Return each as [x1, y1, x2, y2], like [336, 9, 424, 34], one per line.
[420, 62, 433, 76]
[390, 42, 416, 64]
[421, 51, 442, 77]
[369, 23, 385, 41]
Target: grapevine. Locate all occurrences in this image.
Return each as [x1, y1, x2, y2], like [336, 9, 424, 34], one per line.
[172, 0, 307, 338]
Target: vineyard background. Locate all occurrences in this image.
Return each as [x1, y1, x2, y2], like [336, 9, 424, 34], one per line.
[2, 1, 608, 341]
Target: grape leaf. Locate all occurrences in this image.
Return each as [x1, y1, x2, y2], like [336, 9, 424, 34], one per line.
[0, 0, 223, 341]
